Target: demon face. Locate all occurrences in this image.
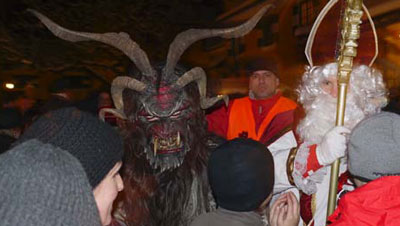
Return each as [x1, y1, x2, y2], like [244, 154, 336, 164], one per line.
[129, 66, 199, 171]
[28, 5, 269, 172]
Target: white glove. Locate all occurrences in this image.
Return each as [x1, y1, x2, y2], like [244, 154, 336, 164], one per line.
[316, 126, 351, 166]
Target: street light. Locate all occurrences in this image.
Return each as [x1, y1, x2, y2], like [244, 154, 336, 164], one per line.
[5, 83, 15, 89]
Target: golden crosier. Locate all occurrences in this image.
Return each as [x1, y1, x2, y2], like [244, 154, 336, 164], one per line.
[327, 0, 364, 217]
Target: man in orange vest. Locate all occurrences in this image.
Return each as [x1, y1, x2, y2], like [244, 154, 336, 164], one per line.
[206, 58, 301, 223]
[207, 58, 297, 145]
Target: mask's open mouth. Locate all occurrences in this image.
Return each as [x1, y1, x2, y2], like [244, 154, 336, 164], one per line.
[153, 132, 183, 155]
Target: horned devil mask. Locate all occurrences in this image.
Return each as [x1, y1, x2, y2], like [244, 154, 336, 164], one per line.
[29, 6, 270, 172]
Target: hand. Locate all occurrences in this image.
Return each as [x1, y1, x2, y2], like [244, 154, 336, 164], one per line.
[269, 192, 300, 226]
[316, 126, 350, 166]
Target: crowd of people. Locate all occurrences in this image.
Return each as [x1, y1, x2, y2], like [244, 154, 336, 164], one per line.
[2, 2, 399, 225]
[1, 57, 399, 226]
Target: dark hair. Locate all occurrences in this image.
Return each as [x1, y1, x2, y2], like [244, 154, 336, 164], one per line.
[351, 174, 371, 183]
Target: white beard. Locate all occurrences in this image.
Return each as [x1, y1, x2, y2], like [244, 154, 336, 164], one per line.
[297, 93, 365, 144]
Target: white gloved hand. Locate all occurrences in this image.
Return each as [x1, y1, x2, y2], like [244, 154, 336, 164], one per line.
[316, 126, 351, 166]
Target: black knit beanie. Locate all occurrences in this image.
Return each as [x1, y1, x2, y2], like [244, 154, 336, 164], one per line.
[208, 138, 274, 212]
[0, 139, 101, 226]
[17, 107, 123, 188]
[246, 58, 278, 77]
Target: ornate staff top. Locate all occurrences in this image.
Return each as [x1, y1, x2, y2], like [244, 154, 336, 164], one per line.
[337, 0, 365, 84]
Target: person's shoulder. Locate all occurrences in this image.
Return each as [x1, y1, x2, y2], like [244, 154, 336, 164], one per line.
[232, 96, 250, 105]
[190, 212, 213, 226]
[108, 218, 127, 226]
[279, 95, 297, 105]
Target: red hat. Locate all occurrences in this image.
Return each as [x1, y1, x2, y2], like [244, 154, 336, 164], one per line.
[305, 0, 378, 67]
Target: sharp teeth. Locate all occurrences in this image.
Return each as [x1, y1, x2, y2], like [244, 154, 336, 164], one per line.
[154, 138, 158, 156]
[177, 131, 180, 146]
[149, 154, 155, 166]
[174, 158, 179, 168]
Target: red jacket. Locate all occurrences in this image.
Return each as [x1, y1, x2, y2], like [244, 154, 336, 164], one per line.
[328, 176, 400, 226]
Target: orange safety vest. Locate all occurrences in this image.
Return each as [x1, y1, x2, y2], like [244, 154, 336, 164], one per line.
[227, 96, 297, 141]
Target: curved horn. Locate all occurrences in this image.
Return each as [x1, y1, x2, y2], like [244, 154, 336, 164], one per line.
[175, 67, 228, 109]
[165, 5, 272, 76]
[28, 9, 155, 77]
[111, 76, 147, 114]
[99, 108, 127, 121]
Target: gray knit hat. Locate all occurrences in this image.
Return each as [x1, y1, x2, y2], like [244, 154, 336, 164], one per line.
[17, 107, 123, 188]
[348, 112, 400, 181]
[0, 139, 101, 226]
